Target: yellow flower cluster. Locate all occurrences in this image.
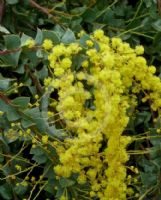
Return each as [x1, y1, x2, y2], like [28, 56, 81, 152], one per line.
[42, 39, 53, 50]
[25, 39, 35, 48]
[44, 30, 161, 199]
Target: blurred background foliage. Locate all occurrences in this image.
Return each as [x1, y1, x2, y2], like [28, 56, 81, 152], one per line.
[0, 0, 161, 199]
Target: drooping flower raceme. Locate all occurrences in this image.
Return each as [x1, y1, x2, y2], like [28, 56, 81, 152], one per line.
[43, 30, 161, 200]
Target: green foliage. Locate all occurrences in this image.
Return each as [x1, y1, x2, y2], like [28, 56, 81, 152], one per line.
[0, 0, 161, 199]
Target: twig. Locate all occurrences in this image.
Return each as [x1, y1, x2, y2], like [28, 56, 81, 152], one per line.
[29, 0, 52, 17]
[24, 65, 43, 95]
[158, 0, 161, 15]
[0, 91, 11, 104]
[0, 0, 5, 23]
[0, 48, 21, 55]
[28, 0, 61, 24]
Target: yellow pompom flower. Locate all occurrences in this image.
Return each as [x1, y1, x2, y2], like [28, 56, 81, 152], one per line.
[42, 135, 48, 144]
[25, 39, 35, 48]
[87, 168, 97, 181]
[77, 173, 87, 184]
[86, 40, 94, 47]
[54, 68, 64, 77]
[76, 72, 86, 80]
[93, 29, 104, 40]
[15, 165, 22, 171]
[148, 66, 156, 74]
[42, 39, 53, 50]
[82, 60, 89, 68]
[61, 58, 72, 69]
[135, 45, 144, 55]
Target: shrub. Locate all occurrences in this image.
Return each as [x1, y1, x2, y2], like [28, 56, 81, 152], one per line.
[1, 1, 161, 199]
[0, 28, 161, 199]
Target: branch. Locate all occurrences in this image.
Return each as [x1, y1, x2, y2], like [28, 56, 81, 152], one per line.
[0, 91, 11, 104]
[25, 65, 44, 95]
[29, 0, 52, 17]
[158, 0, 161, 15]
[0, 48, 21, 55]
[0, 0, 5, 23]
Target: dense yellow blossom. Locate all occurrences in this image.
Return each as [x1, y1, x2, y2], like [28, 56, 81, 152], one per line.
[43, 29, 161, 200]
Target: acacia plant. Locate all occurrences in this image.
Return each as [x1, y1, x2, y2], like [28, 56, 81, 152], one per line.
[1, 0, 161, 200]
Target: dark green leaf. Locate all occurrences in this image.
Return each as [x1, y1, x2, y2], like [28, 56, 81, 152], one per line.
[4, 35, 21, 50]
[35, 28, 43, 44]
[12, 97, 30, 109]
[59, 178, 75, 188]
[0, 74, 13, 90]
[0, 51, 21, 67]
[61, 29, 76, 44]
[0, 100, 21, 121]
[152, 19, 161, 32]
[42, 30, 60, 44]
[0, 184, 12, 200]
[6, 0, 18, 4]
[14, 184, 28, 196]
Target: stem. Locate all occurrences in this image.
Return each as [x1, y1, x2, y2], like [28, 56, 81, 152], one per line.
[158, 0, 161, 15]
[24, 65, 44, 95]
[0, 48, 21, 55]
[0, 0, 4, 23]
[0, 91, 11, 104]
[127, 0, 143, 25]
[29, 0, 51, 17]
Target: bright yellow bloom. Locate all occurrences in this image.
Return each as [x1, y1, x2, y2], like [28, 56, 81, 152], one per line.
[42, 39, 53, 50]
[86, 40, 94, 47]
[93, 29, 104, 40]
[25, 39, 35, 48]
[76, 72, 86, 80]
[149, 66, 156, 74]
[61, 58, 72, 69]
[42, 135, 48, 144]
[135, 45, 144, 55]
[54, 68, 64, 77]
[15, 165, 22, 171]
[82, 60, 89, 68]
[43, 29, 161, 200]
